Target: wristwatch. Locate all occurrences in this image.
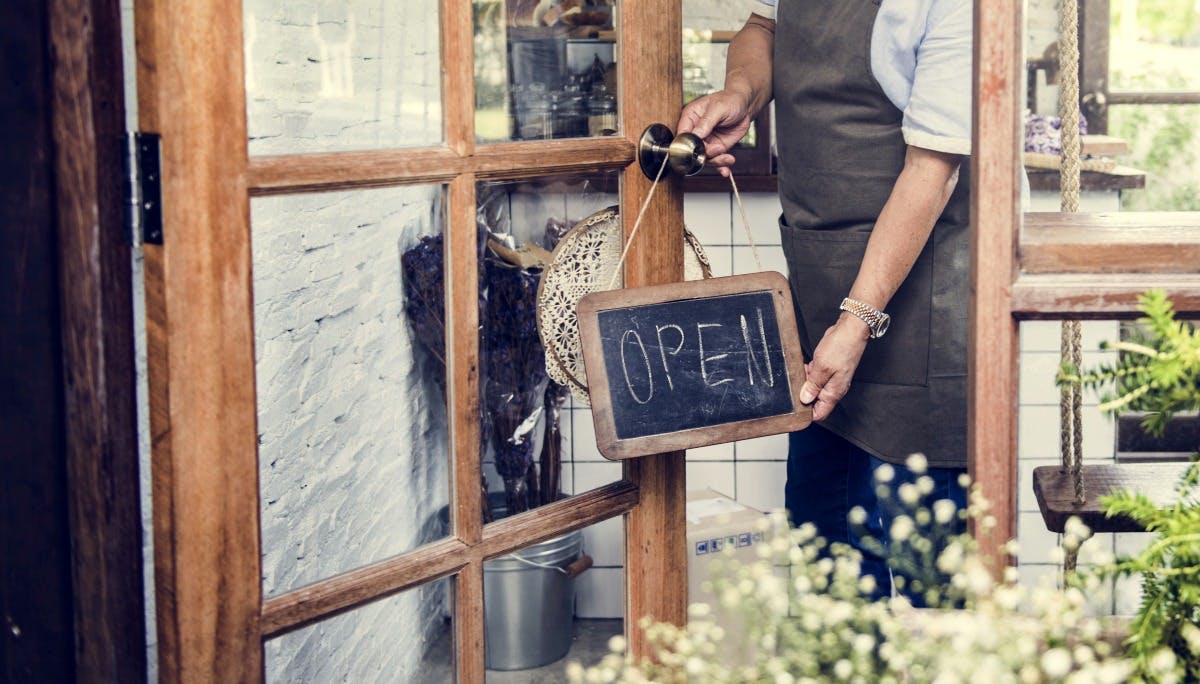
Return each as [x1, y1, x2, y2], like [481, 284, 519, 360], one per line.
[839, 297, 891, 339]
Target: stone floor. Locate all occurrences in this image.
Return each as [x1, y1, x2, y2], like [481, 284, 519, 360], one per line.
[422, 618, 623, 683]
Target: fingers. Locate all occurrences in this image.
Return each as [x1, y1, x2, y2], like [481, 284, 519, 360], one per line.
[800, 360, 849, 422]
[799, 362, 828, 406]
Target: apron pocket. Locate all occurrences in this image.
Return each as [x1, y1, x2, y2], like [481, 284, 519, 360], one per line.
[781, 222, 931, 388]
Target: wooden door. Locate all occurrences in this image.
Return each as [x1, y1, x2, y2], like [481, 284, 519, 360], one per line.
[134, 1, 686, 680]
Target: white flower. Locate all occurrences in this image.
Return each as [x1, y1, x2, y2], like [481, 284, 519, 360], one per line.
[906, 453, 928, 474]
[1148, 647, 1177, 675]
[957, 473, 972, 488]
[688, 603, 711, 618]
[875, 463, 895, 483]
[852, 634, 875, 654]
[566, 661, 585, 681]
[898, 483, 920, 506]
[1041, 648, 1073, 678]
[916, 475, 935, 495]
[933, 499, 957, 524]
[833, 659, 852, 680]
[608, 635, 627, 653]
[848, 506, 868, 526]
[890, 515, 915, 542]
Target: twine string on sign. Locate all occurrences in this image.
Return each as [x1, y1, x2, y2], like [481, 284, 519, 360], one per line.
[729, 170, 765, 271]
[607, 154, 671, 290]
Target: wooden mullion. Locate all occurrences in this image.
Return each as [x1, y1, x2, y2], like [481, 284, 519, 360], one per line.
[454, 563, 486, 683]
[247, 147, 464, 196]
[473, 137, 636, 179]
[619, 0, 688, 658]
[260, 538, 471, 639]
[447, 174, 482, 548]
[478, 481, 639, 560]
[245, 137, 636, 195]
[969, 0, 1022, 574]
[445, 169, 485, 684]
[1012, 274, 1200, 318]
[442, 0, 475, 155]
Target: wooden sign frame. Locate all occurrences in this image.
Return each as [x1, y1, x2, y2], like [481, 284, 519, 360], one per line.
[578, 271, 812, 460]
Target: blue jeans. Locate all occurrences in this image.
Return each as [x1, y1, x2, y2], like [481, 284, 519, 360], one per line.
[784, 424, 967, 600]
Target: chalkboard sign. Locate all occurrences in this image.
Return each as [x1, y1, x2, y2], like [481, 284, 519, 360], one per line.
[578, 272, 811, 460]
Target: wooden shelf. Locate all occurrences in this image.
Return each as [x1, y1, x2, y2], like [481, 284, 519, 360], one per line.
[1026, 165, 1145, 192]
[1021, 212, 1200, 274]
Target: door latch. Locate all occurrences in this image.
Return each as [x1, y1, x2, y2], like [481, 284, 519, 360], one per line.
[123, 132, 163, 245]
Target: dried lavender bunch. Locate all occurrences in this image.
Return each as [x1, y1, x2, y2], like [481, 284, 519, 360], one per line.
[483, 255, 550, 516]
[401, 234, 447, 376]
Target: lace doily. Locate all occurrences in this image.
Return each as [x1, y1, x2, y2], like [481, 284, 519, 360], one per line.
[536, 206, 713, 404]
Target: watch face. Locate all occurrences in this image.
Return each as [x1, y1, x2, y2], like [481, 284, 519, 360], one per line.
[874, 314, 891, 339]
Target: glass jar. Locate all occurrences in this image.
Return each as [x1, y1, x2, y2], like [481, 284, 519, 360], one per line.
[587, 87, 618, 137]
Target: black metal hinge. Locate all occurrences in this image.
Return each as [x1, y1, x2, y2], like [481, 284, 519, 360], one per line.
[123, 132, 163, 245]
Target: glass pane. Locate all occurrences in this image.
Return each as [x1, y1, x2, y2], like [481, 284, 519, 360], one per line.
[474, 1, 619, 143]
[1109, 0, 1200, 91]
[483, 520, 624, 678]
[475, 173, 621, 524]
[265, 576, 453, 683]
[253, 186, 450, 597]
[244, 0, 442, 155]
[1109, 105, 1200, 211]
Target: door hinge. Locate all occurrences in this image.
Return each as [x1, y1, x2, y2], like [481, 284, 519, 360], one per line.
[123, 132, 163, 245]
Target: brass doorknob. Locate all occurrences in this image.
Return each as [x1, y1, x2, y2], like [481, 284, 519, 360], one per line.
[638, 124, 708, 179]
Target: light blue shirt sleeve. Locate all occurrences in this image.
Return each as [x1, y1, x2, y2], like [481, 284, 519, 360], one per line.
[754, 0, 973, 156]
[884, 0, 973, 155]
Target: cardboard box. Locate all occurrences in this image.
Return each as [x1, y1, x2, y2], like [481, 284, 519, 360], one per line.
[686, 489, 770, 602]
[686, 489, 774, 663]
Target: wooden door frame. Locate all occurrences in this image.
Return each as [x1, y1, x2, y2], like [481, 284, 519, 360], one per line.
[2, 0, 147, 679]
[137, 0, 686, 680]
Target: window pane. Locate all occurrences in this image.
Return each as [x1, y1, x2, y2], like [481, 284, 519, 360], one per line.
[252, 185, 450, 597]
[474, 0, 619, 143]
[1109, 0, 1200, 91]
[1109, 105, 1200, 211]
[244, 0, 442, 154]
[483, 520, 624, 678]
[475, 173, 622, 524]
[265, 577, 452, 683]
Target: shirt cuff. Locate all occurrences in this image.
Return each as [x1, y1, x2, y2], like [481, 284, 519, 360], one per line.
[902, 128, 971, 156]
[753, 2, 776, 20]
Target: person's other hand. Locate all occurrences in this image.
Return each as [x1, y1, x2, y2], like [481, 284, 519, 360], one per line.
[676, 89, 753, 177]
[800, 315, 870, 422]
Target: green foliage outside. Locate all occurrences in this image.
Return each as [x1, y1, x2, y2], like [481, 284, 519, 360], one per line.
[1107, 0, 1200, 211]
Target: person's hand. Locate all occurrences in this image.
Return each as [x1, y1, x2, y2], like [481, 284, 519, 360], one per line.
[676, 89, 754, 177]
[800, 315, 870, 421]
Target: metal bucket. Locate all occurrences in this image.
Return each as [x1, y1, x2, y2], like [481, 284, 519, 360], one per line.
[483, 529, 584, 671]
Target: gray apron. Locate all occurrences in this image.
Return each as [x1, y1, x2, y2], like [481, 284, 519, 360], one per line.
[774, 0, 972, 468]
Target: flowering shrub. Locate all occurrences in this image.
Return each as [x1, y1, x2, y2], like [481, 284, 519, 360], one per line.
[567, 456, 1192, 684]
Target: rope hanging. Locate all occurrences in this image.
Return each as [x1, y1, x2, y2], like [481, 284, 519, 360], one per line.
[1056, 0, 1089, 575]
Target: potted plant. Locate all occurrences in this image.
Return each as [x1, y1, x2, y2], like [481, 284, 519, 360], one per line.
[1057, 289, 1200, 680]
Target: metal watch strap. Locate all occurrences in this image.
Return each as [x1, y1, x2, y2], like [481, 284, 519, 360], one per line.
[839, 297, 884, 337]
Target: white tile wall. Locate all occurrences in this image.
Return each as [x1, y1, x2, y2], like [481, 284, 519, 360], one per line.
[735, 461, 789, 513]
[575, 567, 625, 619]
[686, 461, 737, 499]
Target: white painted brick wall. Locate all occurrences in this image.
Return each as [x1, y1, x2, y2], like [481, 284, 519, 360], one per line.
[244, 0, 442, 155]
[251, 187, 450, 681]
